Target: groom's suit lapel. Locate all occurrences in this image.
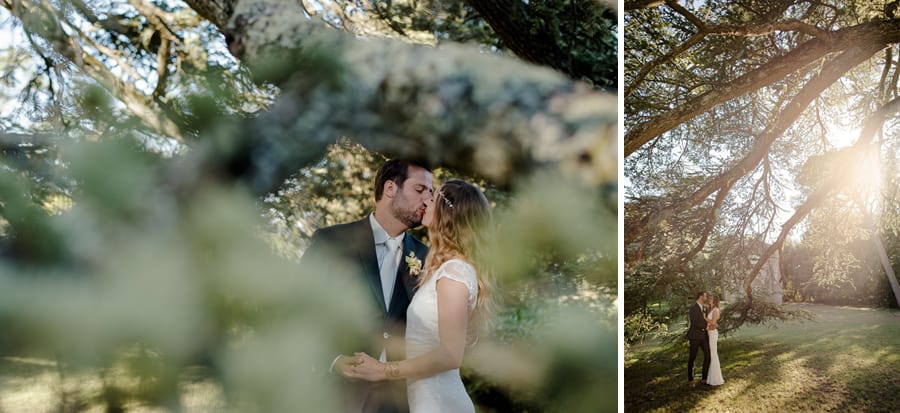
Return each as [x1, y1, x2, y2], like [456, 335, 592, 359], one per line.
[353, 219, 388, 315]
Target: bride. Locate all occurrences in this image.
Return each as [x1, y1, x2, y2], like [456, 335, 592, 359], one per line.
[346, 179, 492, 413]
[705, 295, 725, 386]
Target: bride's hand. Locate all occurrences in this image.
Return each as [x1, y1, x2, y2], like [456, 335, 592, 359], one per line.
[344, 352, 387, 382]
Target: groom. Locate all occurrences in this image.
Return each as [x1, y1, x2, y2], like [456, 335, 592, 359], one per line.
[301, 159, 432, 413]
[687, 291, 711, 387]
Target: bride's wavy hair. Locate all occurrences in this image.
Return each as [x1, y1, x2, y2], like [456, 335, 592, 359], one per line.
[419, 179, 494, 345]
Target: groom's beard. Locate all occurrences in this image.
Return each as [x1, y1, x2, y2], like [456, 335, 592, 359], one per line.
[399, 212, 423, 229]
[391, 197, 423, 229]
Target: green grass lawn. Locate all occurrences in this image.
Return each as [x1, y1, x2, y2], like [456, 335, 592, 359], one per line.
[626, 303, 900, 413]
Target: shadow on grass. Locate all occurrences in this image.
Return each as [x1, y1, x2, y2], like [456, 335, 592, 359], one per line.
[625, 339, 790, 412]
[626, 304, 900, 412]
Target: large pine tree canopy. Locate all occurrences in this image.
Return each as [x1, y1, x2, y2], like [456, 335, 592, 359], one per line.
[625, 0, 900, 339]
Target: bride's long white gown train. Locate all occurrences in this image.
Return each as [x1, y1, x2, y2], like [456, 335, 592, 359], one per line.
[405, 259, 478, 413]
[707, 308, 725, 386]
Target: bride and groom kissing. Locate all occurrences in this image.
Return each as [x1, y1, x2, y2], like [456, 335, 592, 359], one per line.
[687, 291, 724, 388]
[300, 159, 491, 413]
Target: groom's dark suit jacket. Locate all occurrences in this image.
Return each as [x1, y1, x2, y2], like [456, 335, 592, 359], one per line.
[301, 216, 428, 413]
[687, 303, 708, 340]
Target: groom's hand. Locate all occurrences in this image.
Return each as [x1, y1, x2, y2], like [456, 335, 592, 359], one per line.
[334, 355, 362, 380]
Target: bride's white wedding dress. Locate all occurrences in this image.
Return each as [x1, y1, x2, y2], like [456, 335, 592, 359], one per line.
[707, 308, 725, 386]
[405, 258, 478, 413]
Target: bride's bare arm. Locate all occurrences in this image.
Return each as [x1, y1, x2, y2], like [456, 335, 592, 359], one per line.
[346, 276, 470, 381]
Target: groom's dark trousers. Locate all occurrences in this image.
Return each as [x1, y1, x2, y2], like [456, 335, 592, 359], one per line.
[687, 303, 711, 382]
[301, 217, 429, 413]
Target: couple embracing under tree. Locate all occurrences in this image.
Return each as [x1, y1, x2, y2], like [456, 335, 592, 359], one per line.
[300, 159, 492, 413]
[687, 291, 724, 388]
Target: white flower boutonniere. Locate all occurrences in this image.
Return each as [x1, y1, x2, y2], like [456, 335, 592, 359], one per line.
[405, 252, 423, 276]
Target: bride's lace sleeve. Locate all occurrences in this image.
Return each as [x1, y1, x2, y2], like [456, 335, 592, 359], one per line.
[435, 260, 479, 310]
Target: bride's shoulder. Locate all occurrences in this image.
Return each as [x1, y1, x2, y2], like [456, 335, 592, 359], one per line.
[436, 258, 477, 280]
[440, 257, 474, 270]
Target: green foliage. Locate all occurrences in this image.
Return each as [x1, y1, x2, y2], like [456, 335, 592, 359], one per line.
[262, 140, 382, 260]
[0, 137, 383, 411]
[624, 308, 667, 347]
[490, 171, 616, 287]
[369, 0, 503, 47]
[523, 0, 618, 89]
[780, 191, 895, 306]
[465, 287, 617, 413]
[317, 0, 617, 89]
[0, 83, 617, 413]
[716, 294, 815, 335]
[0, 1, 617, 411]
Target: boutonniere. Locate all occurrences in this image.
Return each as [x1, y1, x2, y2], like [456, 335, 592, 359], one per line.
[405, 252, 423, 276]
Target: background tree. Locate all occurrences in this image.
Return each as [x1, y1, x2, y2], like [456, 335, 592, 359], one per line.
[625, 0, 900, 343]
[0, 0, 617, 411]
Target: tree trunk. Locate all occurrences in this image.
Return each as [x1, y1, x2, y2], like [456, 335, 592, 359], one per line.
[871, 231, 900, 307]
[856, 196, 900, 308]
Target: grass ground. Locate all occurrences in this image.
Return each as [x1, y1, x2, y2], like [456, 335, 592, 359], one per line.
[625, 303, 900, 413]
[0, 356, 226, 412]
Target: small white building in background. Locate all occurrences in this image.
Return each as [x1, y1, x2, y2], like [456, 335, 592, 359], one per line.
[725, 250, 783, 305]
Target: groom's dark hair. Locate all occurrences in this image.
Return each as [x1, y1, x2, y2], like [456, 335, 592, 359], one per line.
[374, 159, 431, 201]
[696, 291, 706, 299]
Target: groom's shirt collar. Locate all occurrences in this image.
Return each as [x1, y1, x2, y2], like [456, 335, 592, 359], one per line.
[369, 213, 405, 245]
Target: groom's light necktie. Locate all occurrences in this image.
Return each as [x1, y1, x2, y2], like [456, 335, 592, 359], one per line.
[379, 236, 403, 312]
[378, 236, 403, 363]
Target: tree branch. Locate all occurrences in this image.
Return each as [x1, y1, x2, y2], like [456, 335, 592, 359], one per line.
[890, 46, 900, 100]
[175, 0, 617, 193]
[626, 44, 882, 247]
[625, 31, 704, 98]
[668, 0, 833, 40]
[703, 19, 831, 39]
[664, 0, 706, 30]
[6, 0, 185, 141]
[625, 19, 900, 157]
[153, 36, 170, 100]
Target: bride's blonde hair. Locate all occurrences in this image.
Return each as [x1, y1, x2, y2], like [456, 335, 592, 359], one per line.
[419, 180, 494, 344]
